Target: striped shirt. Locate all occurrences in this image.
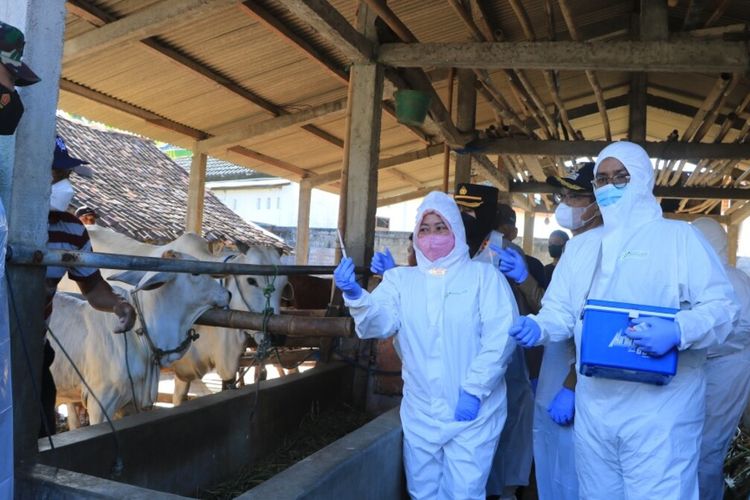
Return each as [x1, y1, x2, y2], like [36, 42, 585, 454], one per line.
[45, 211, 101, 320]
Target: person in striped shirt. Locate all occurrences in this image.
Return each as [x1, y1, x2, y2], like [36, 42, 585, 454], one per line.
[40, 136, 136, 436]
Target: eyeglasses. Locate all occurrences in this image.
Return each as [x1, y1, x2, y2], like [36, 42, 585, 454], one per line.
[592, 173, 630, 189]
[552, 192, 594, 204]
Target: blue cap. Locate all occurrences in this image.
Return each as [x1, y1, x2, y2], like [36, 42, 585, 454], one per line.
[52, 135, 93, 177]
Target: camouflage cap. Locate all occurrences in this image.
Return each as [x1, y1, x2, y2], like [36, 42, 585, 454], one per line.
[0, 21, 40, 87]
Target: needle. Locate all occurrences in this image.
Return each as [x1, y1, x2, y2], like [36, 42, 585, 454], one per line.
[336, 229, 348, 259]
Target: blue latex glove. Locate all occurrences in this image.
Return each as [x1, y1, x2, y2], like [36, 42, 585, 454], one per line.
[509, 316, 541, 347]
[333, 257, 363, 300]
[625, 317, 681, 357]
[454, 389, 481, 422]
[490, 244, 529, 284]
[548, 387, 575, 426]
[370, 247, 396, 275]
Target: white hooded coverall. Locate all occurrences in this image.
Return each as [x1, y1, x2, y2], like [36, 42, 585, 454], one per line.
[345, 192, 518, 499]
[692, 217, 750, 500]
[530, 141, 737, 499]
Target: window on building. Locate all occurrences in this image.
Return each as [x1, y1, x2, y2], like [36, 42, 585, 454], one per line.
[266, 197, 271, 209]
[277, 197, 280, 209]
[376, 216, 390, 230]
[256, 198, 261, 210]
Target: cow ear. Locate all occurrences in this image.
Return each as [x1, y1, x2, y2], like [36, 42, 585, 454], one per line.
[109, 270, 147, 287]
[134, 271, 177, 292]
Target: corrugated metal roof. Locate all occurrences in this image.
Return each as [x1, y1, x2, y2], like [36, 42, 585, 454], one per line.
[55, 0, 750, 216]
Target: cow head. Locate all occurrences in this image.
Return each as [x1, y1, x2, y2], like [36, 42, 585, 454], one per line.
[109, 250, 231, 366]
[223, 246, 288, 317]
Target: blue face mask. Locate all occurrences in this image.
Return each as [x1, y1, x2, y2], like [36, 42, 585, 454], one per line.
[594, 184, 627, 207]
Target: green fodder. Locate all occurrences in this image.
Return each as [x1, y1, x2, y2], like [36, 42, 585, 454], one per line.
[724, 426, 750, 499]
[198, 401, 372, 500]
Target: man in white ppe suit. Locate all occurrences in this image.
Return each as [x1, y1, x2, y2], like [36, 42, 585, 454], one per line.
[692, 217, 750, 500]
[334, 191, 518, 499]
[509, 141, 737, 499]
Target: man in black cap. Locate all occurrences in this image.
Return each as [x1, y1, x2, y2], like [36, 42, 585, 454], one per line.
[41, 136, 136, 437]
[546, 162, 601, 236]
[75, 205, 98, 226]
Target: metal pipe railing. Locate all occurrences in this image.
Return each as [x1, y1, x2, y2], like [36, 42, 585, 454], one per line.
[196, 308, 354, 338]
[6, 245, 369, 276]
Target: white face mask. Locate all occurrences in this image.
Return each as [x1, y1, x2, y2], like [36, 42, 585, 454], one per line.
[555, 202, 595, 230]
[50, 178, 75, 212]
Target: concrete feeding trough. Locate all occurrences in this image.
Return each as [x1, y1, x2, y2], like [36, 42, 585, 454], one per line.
[17, 363, 406, 498]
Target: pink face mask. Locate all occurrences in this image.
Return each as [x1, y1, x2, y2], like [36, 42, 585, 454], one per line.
[417, 233, 455, 262]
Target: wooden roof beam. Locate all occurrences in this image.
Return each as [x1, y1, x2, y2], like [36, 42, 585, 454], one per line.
[472, 154, 510, 192]
[226, 146, 313, 179]
[467, 138, 750, 159]
[377, 40, 749, 72]
[239, 1, 348, 84]
[308, 143, 445, 187]
[63, 0, 239, 64]
[378, 184, 442, 207]
[512, 181, 750, 200]
[60, 79, 206, 140]
[64, 0, 346, 150]
[196, 97, 347, 153]
[239, 1, 431, 144]
[274, 0, 374, 63]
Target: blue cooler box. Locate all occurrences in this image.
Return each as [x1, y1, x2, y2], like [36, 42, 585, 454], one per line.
[580, 299, 679, 385]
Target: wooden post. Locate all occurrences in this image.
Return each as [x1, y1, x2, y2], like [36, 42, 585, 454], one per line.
[0, 0, 67, 468]
[497, 156, 511, 204]
[185, 151, 207, 234]
[522, 211, 535, 255]
[629, 1, 668, 142]
[728, 223, 740, 266]
[342, 2, 384, 411]
[295, 180, 312, 264]
[454, 69, 476, 189]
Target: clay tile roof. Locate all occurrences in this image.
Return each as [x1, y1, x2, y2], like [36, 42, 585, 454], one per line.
[173, 156, 268, 182]
[57, 117, 290, 253]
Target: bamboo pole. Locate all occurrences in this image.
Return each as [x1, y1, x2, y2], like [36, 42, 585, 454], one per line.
[444, 0, 543, 137]
[556, 0, 612, 140]
[658, 74, 734, 186]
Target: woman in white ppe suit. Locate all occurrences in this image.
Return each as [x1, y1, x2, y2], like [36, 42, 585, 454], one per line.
[509, 141, 737, 499]
[692, 217, 750, 500]
[334, 191, 518, 499]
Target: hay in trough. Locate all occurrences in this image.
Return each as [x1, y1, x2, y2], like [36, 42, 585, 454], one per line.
[198, 401, 372, 499]
[725, 425, 750, 499]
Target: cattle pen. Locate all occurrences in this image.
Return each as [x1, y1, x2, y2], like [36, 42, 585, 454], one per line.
[5, 0, 750, 498]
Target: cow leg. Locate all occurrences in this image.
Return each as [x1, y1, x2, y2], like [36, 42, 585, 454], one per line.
[173, 377, 191, 406]
[272, 363, 286, 377]
[66, 403, 81, 430]
[85, 394, 116, 426]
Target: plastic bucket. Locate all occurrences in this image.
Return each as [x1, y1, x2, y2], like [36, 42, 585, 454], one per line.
[394, 90, 432, 126]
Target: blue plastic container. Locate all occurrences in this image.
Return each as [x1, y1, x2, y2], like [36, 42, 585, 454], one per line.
[580, 299, 679, 385]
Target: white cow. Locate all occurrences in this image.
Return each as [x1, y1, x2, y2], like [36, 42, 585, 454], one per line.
[49, 251, 230, 425]
[77, 226, 287, 405]
[171, 245, 287, 405]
